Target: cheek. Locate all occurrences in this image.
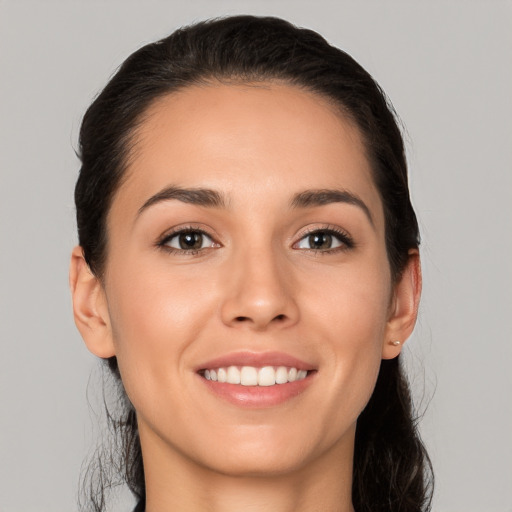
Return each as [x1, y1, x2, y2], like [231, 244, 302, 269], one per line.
[108, 255, 215, 335]
[303, 259, 391, 414]
[304, 255, 391, 344]
[104, 259, 219, 402]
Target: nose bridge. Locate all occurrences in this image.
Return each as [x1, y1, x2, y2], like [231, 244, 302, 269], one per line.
[221, 240, 298, 330]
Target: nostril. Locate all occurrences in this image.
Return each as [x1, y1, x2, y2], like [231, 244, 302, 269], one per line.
[234, 314, 285, 323]
[230, 313, 289, 326]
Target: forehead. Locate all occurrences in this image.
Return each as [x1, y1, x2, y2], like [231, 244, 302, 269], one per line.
[112, 82, 383, 226]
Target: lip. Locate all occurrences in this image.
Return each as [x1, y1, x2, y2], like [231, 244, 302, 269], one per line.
[195, 351, 317, 408]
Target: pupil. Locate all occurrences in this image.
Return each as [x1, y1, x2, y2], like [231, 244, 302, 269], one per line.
[309, 232, 332, 249]
[179, 232, 202, 250]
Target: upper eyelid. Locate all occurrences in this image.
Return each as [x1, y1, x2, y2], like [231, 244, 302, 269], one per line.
[294, 225, 352, 240]
[158, 224, 219, 243]
[292, 226, 354, 250]
[298, 225, 347, 235]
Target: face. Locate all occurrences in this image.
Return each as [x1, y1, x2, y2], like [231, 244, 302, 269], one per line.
[86, 83, 407, 477]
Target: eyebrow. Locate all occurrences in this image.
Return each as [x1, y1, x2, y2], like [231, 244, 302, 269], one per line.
[136, 185, 374, 227]
[290, 189, 374, 227]
[137, 185, 228, 217]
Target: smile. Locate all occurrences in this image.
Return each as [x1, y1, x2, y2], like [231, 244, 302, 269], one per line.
[196, 351, 316, 407]
[202, 366, 309, 386]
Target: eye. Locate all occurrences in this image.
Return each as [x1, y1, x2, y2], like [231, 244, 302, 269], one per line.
[160, 229, 217, 253]
[295, 229, 353, 252]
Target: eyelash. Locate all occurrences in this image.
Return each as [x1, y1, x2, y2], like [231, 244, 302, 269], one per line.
[156, 225, 355, 256]
[295, 225, 355, 254]
[156, 225, 217, 256]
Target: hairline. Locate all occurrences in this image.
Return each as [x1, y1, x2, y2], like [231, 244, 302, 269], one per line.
[101, 76, 387, 279]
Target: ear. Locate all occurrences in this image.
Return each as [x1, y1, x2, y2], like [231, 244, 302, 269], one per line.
[382, 250, 422, 360]
[69, 246, 115, 358]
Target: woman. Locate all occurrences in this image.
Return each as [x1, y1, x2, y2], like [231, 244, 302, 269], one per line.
[70, 15, 433, 512]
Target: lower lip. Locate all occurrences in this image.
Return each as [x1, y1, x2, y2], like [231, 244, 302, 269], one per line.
[199, 373, 315, 408]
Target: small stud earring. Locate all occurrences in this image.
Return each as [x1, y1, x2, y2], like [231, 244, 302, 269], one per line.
[390, 340, 401, 346]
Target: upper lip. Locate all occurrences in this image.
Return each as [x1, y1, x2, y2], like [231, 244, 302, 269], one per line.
[196, 351, 316, 372]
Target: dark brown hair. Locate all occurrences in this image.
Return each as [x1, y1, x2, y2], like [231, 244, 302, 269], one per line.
[76, 15, 433, 512]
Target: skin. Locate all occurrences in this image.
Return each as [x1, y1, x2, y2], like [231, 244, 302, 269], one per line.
[70, 83, 421, 512]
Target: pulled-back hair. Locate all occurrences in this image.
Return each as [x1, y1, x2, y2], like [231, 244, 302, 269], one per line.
[76, 15, 433, 512]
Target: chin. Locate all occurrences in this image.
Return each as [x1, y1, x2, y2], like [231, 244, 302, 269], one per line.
[180, 421, 350, 479]
[198, 449, 311, 479]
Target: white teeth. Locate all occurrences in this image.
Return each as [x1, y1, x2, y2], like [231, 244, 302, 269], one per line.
[226, 366, 241, 384]
[258, 366, 276, 386]
[240, 366, 258, 386]
[275, 366, 288, 384]
[217, 367, 227, 383]
[203, 365, 309, 386]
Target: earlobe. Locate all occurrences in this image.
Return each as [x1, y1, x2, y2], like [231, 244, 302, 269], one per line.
[69, 246, 116, 358]
[382, 250, 422, 360]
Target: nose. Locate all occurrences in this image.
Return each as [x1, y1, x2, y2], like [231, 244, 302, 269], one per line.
[220, 246, 300, 331]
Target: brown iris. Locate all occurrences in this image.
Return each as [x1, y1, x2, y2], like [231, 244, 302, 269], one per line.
[178, 231, 204, 250]
[308, 232, 333, 250]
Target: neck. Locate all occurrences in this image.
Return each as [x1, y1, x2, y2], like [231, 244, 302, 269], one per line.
[139, 422, 356, 512]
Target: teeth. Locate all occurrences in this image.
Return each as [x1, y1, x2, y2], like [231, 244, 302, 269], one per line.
[203, 365, 309, 386]
[240, 366, 258, 386]
[226, 366, 241, 384]
[275, 366, 288, 384]
[258, 366, 276, 386]
[217, 367, 227, 383]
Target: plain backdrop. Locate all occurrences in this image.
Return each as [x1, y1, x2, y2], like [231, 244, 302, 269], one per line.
[1, 1, 511, 511]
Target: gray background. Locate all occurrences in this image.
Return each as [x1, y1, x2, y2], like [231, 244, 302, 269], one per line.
[1, 1, 511, 511]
